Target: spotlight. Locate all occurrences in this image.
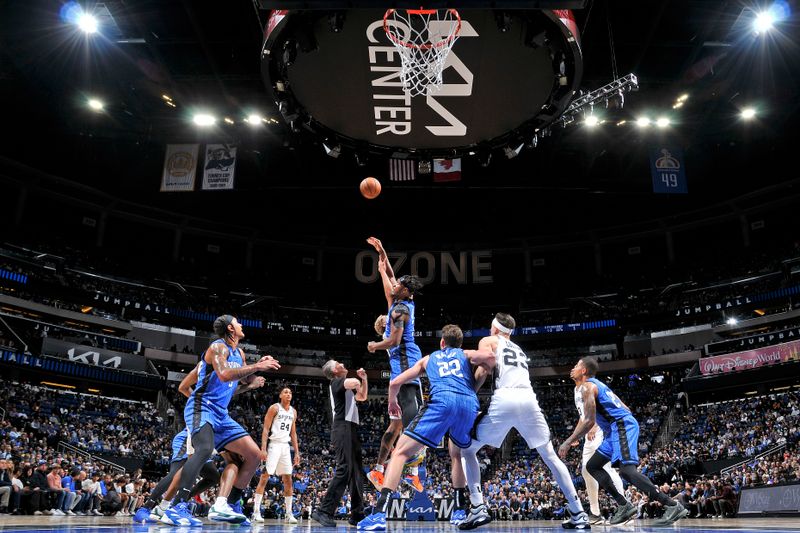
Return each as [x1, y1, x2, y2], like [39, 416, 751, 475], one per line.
[192, 113, 216, 126]
[161, 94, 172, 101]
[323, 142, 342, 158]
[726, 317, 738, 326]
[656, 117, 670, 128]
[636, 117, 650, 128]
[754, 11, 775, 33]
[585, 115, 599, 127]
[673, 102, 684, 109]
[616, 120, 626, 126]
[246, 114, 263, 125]
[741, 107, 757, 120]
[77, 13, 98, 33]
[223, 117, 235, 125]
[677, 94, 689, 102]
[503, 143, 524, 159]
[87, 98, 104, 111]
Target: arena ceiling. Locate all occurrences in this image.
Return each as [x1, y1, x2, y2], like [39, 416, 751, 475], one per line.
[0, 0, 798, 246]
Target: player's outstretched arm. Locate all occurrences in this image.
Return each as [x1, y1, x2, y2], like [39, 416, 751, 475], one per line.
[178, 364, 200, 398]
[558, 382, 598, 458]
[208, 343, 280, 382]
[464, 348, 497, 369]
[367, 306, 407, 352]
[234, 375, 266, 396]
[367, 237, 396, 305]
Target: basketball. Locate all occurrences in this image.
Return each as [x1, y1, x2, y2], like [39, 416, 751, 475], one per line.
[360, 177, 381, 199]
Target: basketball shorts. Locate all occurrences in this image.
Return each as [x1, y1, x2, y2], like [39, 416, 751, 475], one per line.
[596, 415, 640, 466]
[404, 393, 479, 449]
[472, 389, 551, 450]
[388, 342, 422, 383]
[582, 427, 605, 466]
[185, 405, 250, 452]
[389, 383, 424, 428]
[263, 442, 293, 476]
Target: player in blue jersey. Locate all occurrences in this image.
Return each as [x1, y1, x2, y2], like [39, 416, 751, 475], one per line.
[559, 356, 689, 527]
[357, 324, 496, 531]
[365, 237, 426, 491]
[160, 314, 281, 527]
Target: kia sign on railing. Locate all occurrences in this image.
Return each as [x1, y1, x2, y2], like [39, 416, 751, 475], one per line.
[699, 339, 800, 375]
[42, 338, 147, 372]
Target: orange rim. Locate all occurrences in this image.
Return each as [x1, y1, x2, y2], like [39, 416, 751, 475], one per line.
[383, 8, 461, 50]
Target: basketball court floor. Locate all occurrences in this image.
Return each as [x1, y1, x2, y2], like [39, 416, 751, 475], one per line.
[1, 516, 799, 532]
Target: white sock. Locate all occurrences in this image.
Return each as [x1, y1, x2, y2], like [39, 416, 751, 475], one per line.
[215, 497, 227, 507]
[285, 496, 293, 516]
[253, 493, 263, 515]
[159, 499, 171, 511]
[409, 466, 418, 476]
[374, 464, 384, 473]
[537, 441, 584, 515]
[460, 446, 485, 507]
[583, 461, 600, 516]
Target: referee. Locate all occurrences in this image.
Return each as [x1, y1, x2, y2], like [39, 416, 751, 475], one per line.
[312, 360, 369, 527]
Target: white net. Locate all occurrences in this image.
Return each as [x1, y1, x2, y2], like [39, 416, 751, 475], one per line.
[383, 8, 461, 97]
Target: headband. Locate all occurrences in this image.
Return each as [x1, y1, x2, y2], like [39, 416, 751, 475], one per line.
[492, 318, 512, 335]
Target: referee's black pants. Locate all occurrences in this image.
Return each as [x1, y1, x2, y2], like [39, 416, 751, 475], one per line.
[319, 422, 364, 517]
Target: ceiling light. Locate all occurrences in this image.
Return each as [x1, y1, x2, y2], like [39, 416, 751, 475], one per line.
[656, 117, 670, 128]
[585, 115, 599, 127]
[87, 98, 104, 111]
[616, 120, 626, 126]
[161, 94, 172, 101]
[164, 100, 176, 108]
[323, 142, 342, 158]
[223, 117, 235, 125]
[77, 13, 98, 33]
[246, 114, 263, 125]
[754, 12, 775, 33]
[673, 102, 684, 109]
[741, 107, 757, 120]
[503, 143, 524, 159]
[726, 317, 738, 325]
[192, 113, 215, 126]
[677, 94, 689, 102]
[636, 117, 650, 128]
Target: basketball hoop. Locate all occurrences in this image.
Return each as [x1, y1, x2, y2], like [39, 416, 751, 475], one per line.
[383, 8, 461, 97]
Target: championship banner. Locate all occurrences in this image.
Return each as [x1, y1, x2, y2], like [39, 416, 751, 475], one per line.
[651, 146, 687, 194]
[699, 339, 800, 375]
[42, 338, 148, 372]
[202, 144, 237, 190]
[161, 144, 199, 192]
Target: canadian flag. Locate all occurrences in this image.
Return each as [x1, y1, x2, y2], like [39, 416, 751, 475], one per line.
[433, 158, 462, 183]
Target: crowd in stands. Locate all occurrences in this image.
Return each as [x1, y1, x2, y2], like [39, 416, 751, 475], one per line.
[1, 370, 799, 520]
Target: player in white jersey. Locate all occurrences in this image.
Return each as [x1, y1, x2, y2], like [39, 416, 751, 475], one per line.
[574, 382, 625, 524]
[459, 313, 590, 530]
[252, 386, 300, 524]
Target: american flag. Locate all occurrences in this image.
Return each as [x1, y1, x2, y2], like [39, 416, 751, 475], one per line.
[389, 158, 415, 181]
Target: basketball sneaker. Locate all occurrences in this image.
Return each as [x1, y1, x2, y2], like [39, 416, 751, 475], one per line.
[208, 499, 246, 524]
[251, 509, 264, 522]
[450, 508, 467, 525]
[230, 502, 250, 526]
[367, 469, 384, 490]
[458, 504, 492, 530]
[608, 501, 637, 525]
[160, 502, 202, 527]
[562, 509, 591, 529]
[133, 507, 158, 524]
[286, 512, 298, 524]
[357, 511, 386, 531]
[402, 473, 424, 492]
[652, 502, 689, 527]
[588, 513, 605, 525]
